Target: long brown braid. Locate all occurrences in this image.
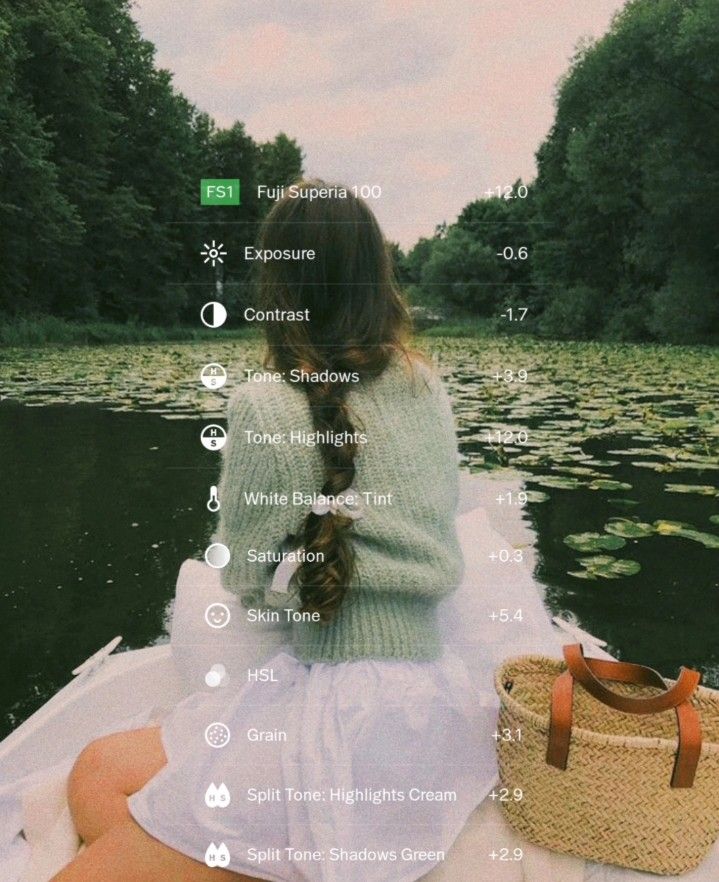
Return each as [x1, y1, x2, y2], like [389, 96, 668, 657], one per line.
[256, 181, 411, 619]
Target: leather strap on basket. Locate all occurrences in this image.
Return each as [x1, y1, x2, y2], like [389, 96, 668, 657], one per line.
[546, 644, 703, 788]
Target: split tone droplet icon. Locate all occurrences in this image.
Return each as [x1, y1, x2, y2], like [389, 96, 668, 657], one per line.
[205, 842, 230, 868]
[205, 782, 231, 808]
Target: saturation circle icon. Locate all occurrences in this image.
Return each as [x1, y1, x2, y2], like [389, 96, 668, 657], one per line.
[204, 542, 231, 569]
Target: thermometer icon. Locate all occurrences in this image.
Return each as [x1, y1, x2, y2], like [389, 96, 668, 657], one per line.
[207, 486, 220, 512]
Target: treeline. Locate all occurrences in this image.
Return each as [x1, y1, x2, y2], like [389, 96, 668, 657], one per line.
[2, 0, 717, 344]
[399, 0, 719, 344]
[0, 0, 302, 324]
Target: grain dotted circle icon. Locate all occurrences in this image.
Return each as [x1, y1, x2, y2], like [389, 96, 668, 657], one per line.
[205, 722, 231, 749]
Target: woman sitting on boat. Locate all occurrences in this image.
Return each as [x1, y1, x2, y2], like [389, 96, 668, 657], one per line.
[51, 182, 487, 881]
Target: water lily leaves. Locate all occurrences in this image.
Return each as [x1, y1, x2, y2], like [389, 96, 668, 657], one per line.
[569, 555, 641, 580]
[607, 448, 655, 456]
[631, 461, 672, 472]
[588, 479, 633, 491]
[653, 519, 695, 535]
[607, 498, 640, 509]
[710, 515, 719, 526]
[677, 461, 719, 472]
[604, 519, 654, 539]
[555, 466, 603, 476]
[528, 475, 583, 490]
[564, 532, 626, 552]
[653, 520, 719, 548]
[512, 454, 544, 466]
[678, 530, 719, 549]
[664, 484, 718, 497]
[525, 490, 550, 503]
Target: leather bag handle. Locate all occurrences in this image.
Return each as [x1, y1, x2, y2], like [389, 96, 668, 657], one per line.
[547, 644, 703, 788]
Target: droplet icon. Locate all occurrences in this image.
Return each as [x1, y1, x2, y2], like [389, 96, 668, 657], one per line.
[205, 842, 230, 867]
[205, 782, 231, 808]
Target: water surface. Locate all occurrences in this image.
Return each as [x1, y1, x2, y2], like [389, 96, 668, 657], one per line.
[1, 338, 717, 736]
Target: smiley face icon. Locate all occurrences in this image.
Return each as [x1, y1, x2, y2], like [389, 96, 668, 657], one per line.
[205, 603, 231, 629]
[205, 722, 231, 749]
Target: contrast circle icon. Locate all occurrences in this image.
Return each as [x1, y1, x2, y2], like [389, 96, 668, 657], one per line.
[205, 722, 231, 749]
[201, 425, 227, 451]
[205, 542, 231, 569]
[201, 363, 227, 389]
[205, 603, 231, 629]
[200, 301, 227, 328]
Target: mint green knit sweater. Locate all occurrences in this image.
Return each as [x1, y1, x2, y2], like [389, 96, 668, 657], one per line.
[217, 357, 462, 663]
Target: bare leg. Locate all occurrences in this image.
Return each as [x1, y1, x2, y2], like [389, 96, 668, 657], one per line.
[67, 727, 167, 845]
[50, 817, 264, 881]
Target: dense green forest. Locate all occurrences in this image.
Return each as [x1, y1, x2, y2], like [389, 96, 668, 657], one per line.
[0, 0, 302, 325]
[401, 0, 719, 344]
[0, 0, 717, 343]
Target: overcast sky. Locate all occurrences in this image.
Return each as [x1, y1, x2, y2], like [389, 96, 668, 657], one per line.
[133, 0, 626, 247]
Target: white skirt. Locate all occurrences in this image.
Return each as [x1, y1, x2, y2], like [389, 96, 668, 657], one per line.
[128, 505, 565, 881]
[129, 646, 496, 882]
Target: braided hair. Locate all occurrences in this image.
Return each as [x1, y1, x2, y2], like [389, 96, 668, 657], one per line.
[257, 180, 410, 619]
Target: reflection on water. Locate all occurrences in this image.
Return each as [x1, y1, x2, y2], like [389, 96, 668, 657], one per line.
[0, 338, 717, 735]
[0, 402, 214, 736]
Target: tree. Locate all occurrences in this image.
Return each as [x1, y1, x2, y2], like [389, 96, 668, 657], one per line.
[532, 0, 719, 342]
[257, 132, 303, 216]
[0, 0, 304, 325]
[416, 227, 503, 313]
[403, 0, 718, 345]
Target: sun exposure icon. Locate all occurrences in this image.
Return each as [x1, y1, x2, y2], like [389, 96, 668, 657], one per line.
[201, 240, 227, 267]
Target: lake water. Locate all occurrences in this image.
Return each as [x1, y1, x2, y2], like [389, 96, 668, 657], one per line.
[1, 337, 717, 736]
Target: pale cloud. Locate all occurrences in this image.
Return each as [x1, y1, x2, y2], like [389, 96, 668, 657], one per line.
[133, 0, 626, 246]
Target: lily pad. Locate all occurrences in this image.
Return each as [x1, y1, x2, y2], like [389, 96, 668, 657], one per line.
[607, 498, 640, 509]
[525, 490, 550, 503]
[570, 555, 642, 580]
[710, 515, 719, 526]
[664, 484, 717, 497]
[654, 519, 696, 535]
[588, 479, 633, 491]
[604, 519, 654, 539]
[564, 532, 626, 552]
[631, 461, 671, 472]
[528, 475, 583, 490]
[577, 555, 616, 567]
[673, 529, 719, 549]
[653, 521, 719, 548]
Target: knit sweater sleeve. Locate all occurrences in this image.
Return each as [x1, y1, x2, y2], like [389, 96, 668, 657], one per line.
[215, 384, 317, 611]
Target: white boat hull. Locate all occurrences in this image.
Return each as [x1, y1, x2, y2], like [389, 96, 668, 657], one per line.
[0, 645, 186, 785]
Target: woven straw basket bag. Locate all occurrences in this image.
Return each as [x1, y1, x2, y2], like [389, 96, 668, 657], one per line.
[495, 644, 719, 875]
